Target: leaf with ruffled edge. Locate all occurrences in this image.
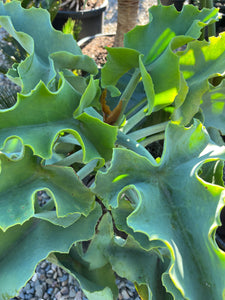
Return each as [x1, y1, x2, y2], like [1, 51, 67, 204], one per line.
[81, 212, 178, 299]
[93, 120, 225, 299]
[49, 244, 118, 300]
[172, 33, 225, 125]
[0, 75, 117, 161]
[0, 145, 96, 231]
[0, 204, 101, 299]
[0, 1, 97, 93]
[101, 5, 218, 114]
[200, 79, 225, 135]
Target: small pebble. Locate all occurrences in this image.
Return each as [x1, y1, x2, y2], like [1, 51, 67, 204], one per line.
[46, 269, 54, 278]
[43, 292, 50, 299]
[31, 273, 38, 282]
[41, 261, 47, 269]
[121, 288, 130, 299]
[75, 290, 83, 300]
[61, 286, 69, 295]
[69, 288, 76, 297]
[59, 274, 68, 282]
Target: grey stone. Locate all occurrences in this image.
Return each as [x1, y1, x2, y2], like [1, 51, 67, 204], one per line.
[75, 290, 83, 300]
[57, 268, 63, 277]
[46, 269, 54, 278]
[62, 280, 68, 287]
[41, 261, 47, 269]
[53, 271, 58, 280]
[25, 283, 31, 291]
[121, 288, 130, 299]
[43, 292, 50, 299]
[19, 290, 25, 299]
[45, 264, 51, 272]
[26, 288, 35, 295]
[47, 287, 54, 295]
[61, 286, 69, 296]
[38, 272, 46, 281]
[53, 287, 60, 295]
[59, 274, 68, 282]
[31, 273, 38, 282]
[35, 284, 44, 298]
[68, 274, 75, 285]
[55, 291, 62, 300]
[51, 263, 57, 271]
[69, 288, 76, 298]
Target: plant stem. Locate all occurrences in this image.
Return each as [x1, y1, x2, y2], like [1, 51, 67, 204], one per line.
[122, 105, 148, 134]
[140, 132, 165, 147]
[127, 121, 168, 141]
[117, 131, 156, 164]
[125, 97, 147, 119]
[115, 68, 141, 126]
[77, 159, 98, 180]
[206, 0, 216, 38]
[54, 150, 83, 166]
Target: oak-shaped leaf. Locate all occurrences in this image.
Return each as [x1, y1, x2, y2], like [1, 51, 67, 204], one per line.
[0, 204, 101, 299]
[0, 145, 95, 231]
[93, 120, 225, 299]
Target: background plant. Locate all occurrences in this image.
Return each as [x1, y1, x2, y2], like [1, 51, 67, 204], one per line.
[0, 1, 225, 299]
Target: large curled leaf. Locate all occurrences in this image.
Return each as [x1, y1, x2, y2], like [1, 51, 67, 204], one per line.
[93, 120, 225, 299]
[0, 145, 95, 231]
[0, 204, 101, 299]
[81, 213, 175, 299]
[0, 75, 117, 161]
[201, 80, 225, 135]
[172, 33, 225, 125]
[50, 246, 118, 300]
[0, 1, 97, 93]
[102, 5, 218, 114]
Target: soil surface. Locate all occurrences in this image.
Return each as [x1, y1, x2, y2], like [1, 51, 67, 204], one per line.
[80, 35, 114, 67]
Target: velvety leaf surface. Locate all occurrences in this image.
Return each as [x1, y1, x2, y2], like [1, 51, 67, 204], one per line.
[102, 5, 218, 110]
[0, 146, 95, 231]
[0, 1, 97, 93]
[93, 121, 225, 299]
[172, 33, 225, 125]
[0, 76, 117, 161]
[0, 204, 101, 299]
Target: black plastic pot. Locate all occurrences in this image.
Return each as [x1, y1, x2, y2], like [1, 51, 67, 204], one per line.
[52, 0, 108, 40]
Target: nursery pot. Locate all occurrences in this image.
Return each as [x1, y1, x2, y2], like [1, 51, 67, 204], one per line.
[52, 0, 108, 40]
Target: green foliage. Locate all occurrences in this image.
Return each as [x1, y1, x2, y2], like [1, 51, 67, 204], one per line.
[62, 17, 82, 41]
[0, 1, 225, 299]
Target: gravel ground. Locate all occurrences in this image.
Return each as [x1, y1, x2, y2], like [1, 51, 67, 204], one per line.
[0, 0, 157, 299]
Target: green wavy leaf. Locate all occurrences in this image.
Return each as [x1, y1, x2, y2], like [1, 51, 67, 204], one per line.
[50, 245, 117, 300]
[0, 1, 97, 93]
[93, 120, 225, 299]
[82, 213, 175, 299]
[201, 79, 225, 134]
[0, 204, 101, 299]
[0, 75, 117, 161]
[102, 5, 218, 112]
[0, 146, 95, 231]
[173, 33, 225, 125]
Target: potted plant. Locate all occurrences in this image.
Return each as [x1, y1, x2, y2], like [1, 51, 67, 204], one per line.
[52, 0, 108, 39]
[0, 1, 225, 299]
